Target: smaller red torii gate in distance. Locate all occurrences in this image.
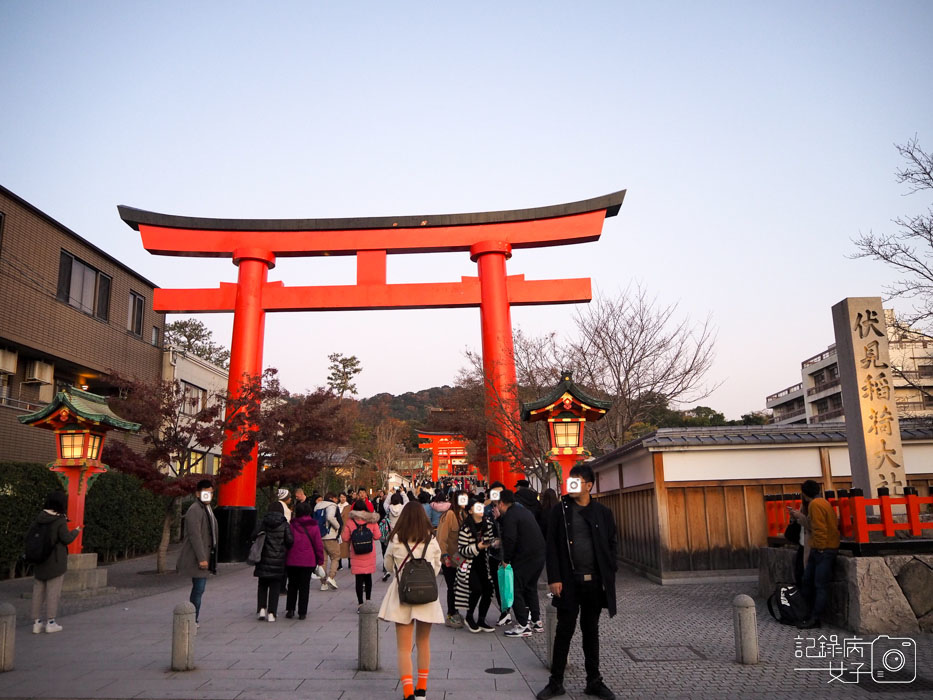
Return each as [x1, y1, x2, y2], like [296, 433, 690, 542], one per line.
[119, 191, 624, 559]
[418, 431, 475, 483]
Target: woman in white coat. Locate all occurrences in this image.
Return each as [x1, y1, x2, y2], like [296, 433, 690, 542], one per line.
[378, 501, 444, 700]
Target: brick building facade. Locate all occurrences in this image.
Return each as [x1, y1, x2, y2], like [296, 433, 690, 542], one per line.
[0, 185, 164, 462]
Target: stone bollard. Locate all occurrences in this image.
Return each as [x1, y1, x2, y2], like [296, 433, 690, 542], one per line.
[733, 594, 759, 665]
[172, 602, 197, 671]
[358, 601, 379, 671]
[0, 603, 15, 672]
[545, 604, 557, 669]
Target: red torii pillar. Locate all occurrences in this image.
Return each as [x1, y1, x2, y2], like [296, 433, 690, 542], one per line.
[119, 191, 624, 559]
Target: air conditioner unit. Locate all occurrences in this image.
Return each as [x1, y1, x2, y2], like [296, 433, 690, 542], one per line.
[24, 360, 53, 384]
[0, 349, 16, 375]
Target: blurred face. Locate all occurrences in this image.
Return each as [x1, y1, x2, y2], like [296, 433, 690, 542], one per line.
[358, 489, 367, 500]
[339, 494, 347, 503]
[198, 487, 214, 503]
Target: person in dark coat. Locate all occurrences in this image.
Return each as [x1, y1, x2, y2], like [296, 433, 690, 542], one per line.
[285, 500, 324, 620]
[497, 489, 546, 637]
[251, 501, 293, 622]
[29, 491, 80, 634]
[176, 479, 218, 626]
[514, 479, 542, 521]
[537, 465, 618, 700]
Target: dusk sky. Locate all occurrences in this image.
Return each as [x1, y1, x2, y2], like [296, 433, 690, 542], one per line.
[2, 1, 932, 418]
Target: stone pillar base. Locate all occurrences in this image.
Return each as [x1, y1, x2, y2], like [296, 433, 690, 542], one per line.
[63, 553, 114, 597]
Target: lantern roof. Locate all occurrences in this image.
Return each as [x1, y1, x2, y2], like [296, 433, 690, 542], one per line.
[18, 387, 140, 432]
[521, 370, 613, 422]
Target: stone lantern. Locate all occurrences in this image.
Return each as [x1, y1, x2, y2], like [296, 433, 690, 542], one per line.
[521, 371, 612, 494]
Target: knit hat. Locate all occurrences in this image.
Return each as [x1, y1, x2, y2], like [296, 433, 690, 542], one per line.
[277, 488, 289, 501]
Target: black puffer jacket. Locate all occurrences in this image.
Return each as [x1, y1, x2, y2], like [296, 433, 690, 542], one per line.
[251, 511, 293, 579]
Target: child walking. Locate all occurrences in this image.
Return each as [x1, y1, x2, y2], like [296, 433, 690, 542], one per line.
[378, 501, 444, 700]
[340, 499, 382, 608]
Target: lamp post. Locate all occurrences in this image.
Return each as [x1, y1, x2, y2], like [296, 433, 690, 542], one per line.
[521, 371, 612, 494]
[19, 388, 140, 554]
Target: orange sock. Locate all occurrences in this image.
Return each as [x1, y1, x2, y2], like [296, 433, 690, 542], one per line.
[401, 675, 414, 697]
[416, 669, 429, 691]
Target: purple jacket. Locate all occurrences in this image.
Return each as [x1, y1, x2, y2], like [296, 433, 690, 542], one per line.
[286, 515, 324, 568]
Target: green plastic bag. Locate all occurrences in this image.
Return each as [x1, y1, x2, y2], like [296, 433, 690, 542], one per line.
[497, 563, 515, 610]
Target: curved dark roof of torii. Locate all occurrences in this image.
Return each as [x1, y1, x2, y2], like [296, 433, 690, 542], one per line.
[118, 190, 625, 233]
[521, 371, 613, 421]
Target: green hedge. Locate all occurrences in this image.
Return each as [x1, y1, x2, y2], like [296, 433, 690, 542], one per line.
[0, 462, 62, 579]
[0, 462, 168, 579]
[82, 469, 168, 563]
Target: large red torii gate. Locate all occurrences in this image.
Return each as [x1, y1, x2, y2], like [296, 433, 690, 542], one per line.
[119, 191, 624, 558]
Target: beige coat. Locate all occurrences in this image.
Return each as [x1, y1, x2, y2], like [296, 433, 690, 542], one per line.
[377, 535, 445, 625]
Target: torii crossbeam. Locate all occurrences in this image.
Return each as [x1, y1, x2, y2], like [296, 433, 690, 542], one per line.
[119, 190, 624, 559]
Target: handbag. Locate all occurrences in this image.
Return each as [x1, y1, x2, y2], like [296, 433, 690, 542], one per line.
[246, 531, 266, 565]
[497, 563, 515, 610]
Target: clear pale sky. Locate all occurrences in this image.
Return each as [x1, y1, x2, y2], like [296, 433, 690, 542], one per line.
[2, 1, 932, 418]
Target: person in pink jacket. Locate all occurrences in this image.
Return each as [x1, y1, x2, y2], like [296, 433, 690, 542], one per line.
[285, 501, 324, 620]
[341, 499, 382, 609]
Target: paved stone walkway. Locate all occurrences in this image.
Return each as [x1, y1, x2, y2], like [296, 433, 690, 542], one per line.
[1, 550, 931, 699]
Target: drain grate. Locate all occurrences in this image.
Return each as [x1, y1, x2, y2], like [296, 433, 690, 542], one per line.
[484, 667, 516, 675]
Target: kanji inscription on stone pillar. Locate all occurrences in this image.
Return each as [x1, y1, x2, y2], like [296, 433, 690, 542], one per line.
[832, 297, 908, 497]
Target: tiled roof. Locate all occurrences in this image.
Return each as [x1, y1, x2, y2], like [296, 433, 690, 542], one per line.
[18, 388, 140, 432]
[588, 422, 933, 469]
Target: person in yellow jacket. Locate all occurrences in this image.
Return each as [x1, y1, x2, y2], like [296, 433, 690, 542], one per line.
[794, 480, 840, 629]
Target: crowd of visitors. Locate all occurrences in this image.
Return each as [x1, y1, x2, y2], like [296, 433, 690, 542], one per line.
[25, 469, 627, 700]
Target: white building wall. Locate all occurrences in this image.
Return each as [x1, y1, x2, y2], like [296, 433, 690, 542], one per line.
[659, 442, 933, 483]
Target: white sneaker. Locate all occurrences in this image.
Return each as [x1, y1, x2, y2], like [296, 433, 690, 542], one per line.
[504, 623, 532, 638]
[321, 583, 329, 591]
[532, 620, 545, 633]
[326, 577, 339, 590]
[32, 621, 44, 634]
[45, 621, 63, 634]
[257, 608, 267, 620]
[267, 613, 275, 622]
[496, 611, 512, 626]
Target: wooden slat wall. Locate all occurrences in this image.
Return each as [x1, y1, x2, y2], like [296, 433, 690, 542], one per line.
[599, 474, 933, 577]
[595, 487, 660, 576]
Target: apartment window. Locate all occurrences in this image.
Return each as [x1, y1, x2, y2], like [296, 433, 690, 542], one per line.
[127, 291, 144, 336]
[0, 211, 5, 257]
[180, 381, 206, 415]
[151, 326, 160, 347]
[57, 250, 111, 320]
[919, 364, 933, 378]
[0, 374, 9, 399]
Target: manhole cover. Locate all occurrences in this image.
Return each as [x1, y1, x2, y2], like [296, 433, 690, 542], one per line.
[623, 645, 705, 661]
[484, 667, 516, 675]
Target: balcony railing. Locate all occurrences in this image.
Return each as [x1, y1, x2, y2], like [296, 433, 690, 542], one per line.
[0, 395, 44, 412]
[810, 407, 845, 422]
[807, 378, 841, 396]
[774, 408, 806, 422]
[802, 345, 836, 368]
[766, 383, 803, 403]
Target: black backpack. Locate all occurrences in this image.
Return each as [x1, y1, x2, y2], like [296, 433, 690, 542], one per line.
[350, 521, 374, 554]
[767, 584, 809, 625]
[395, 540, 438, 605]
[24, 519, 55, 565]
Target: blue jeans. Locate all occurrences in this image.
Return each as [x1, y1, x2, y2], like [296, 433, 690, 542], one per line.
[802, 549, 837, 620]
[190, 577, 207, 622]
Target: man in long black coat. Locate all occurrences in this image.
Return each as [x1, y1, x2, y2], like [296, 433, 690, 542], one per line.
[497, 489, 546, 636]
[537, 465, 618, 700]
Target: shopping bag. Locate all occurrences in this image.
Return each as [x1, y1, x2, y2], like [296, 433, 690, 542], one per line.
[497, 563, 515, 610]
